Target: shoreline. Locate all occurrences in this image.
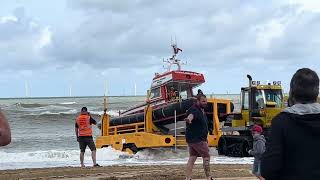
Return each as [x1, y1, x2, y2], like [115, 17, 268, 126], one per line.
[0, 164, 253, 180]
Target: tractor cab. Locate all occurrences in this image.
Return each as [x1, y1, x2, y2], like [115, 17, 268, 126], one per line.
[236, 76, 284, 128]
[218, 75, 285, 157]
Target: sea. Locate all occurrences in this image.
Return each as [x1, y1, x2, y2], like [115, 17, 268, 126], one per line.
[0, 95, 253, 170]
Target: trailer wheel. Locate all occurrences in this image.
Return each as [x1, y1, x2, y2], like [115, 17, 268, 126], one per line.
[129, 144, 139, 154]
[218, 138, 228, 156]
[123, 143, 140, 154]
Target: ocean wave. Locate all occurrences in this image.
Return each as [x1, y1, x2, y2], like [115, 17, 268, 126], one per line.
[20, 109, 121, 117]
[90, 110, 121, 117]
[58, 102, 77, 105]
[15, 103, 48, 108]
[13, 103, 72, 112]
[25, 109, 78, 116]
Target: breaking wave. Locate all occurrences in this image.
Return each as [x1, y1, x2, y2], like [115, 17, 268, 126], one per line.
[89, 110, 120, 117]
[15, 103, 48, 108]
[30, 109, 78, 116]
[59, 102, 77, 105]
[21, 109, 121, 118]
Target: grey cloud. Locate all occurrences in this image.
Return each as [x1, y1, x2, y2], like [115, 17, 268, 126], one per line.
[48, 1, 279, 69]
[3, 1, 320, 75]
[0, 7, 50, 71]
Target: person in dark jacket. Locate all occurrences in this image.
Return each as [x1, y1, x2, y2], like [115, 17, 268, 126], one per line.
[248, 125, 266, 180]
[261, 68, 320, 180]
[184, 94, 214, 180]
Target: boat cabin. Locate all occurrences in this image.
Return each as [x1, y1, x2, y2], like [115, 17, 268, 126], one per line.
[150, 70, 205, 103]
[120, 43, 205, 116]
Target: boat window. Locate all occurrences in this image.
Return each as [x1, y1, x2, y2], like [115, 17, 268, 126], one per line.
[186, 88, 193, 98]
[180, 91, 187, 99]
[167, 86, 179, 101]
[150, 87, 161, 99]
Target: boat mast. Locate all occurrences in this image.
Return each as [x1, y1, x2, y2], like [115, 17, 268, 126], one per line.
[163, 38, 184, 72]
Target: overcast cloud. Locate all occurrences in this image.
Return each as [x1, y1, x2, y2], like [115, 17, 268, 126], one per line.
[0, 0, 319, 97]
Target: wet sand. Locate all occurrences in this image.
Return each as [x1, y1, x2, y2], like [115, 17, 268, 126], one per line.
[0, 164, 254, 180]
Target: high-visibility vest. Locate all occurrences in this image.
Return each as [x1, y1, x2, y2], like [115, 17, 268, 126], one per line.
[76, 114, 92, 136]
[170, 91, 176, 99]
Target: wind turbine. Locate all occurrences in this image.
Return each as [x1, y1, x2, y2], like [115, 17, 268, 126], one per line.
[134, 82, 137, 96]
[69, 83, 72, 97]
[25, 81, 29, 97]
[104, 80, 108, 96]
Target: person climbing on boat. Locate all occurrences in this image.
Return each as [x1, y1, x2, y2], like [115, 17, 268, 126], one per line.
[75, 107, 100, 167]
[0, 110, 11, 146]
[184, 94, 215, 180]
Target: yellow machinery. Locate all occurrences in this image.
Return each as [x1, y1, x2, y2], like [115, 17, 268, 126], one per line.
[217, 75, 285, 157]
[96, 98, 232, 154]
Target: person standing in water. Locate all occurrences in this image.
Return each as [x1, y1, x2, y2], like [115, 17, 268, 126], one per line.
[0, 110, 11, 146]
[184, 94, 215, 180]
[75, 107, 100, 167]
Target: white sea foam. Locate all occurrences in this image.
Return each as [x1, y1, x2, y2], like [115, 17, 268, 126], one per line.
[0, 147, 253, 170]
[90, 110, 121, 117]
[0, 147, 127, 170]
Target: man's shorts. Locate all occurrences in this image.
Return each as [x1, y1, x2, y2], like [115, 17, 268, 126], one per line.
[252, 161, 261, 176]
[188, 141, 210, 158]
[78, 136, 96, 152]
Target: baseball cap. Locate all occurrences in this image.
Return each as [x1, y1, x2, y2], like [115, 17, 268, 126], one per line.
[252, 125, 263, 133]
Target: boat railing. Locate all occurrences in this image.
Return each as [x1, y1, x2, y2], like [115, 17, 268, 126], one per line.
[105, 122, 145, 135]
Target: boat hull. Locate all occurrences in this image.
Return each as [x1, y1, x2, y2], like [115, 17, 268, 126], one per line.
[109, 98, 232, 135]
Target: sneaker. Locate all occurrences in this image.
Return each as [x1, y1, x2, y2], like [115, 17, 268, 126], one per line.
[93, 164, 101, 167]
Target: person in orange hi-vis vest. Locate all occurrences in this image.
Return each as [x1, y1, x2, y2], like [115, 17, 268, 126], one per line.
[75, 107, 100, 167]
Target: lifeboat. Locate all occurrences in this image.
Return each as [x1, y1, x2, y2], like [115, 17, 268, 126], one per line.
[109, 43, 232, 135]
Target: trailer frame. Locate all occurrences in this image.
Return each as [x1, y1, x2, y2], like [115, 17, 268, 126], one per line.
[96, 98, 232, 154]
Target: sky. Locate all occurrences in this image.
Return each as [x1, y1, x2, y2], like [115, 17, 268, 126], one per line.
[0, 0, 320, 97]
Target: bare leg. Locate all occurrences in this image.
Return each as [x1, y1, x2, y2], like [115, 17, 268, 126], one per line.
[203, 157, 211, 180]
[186, 156, 197, 180]
[80, 152, 85, 167]
[91, 150, 97, 166]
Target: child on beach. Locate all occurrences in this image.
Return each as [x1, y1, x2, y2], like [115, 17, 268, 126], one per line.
[248, 125, 265, 180]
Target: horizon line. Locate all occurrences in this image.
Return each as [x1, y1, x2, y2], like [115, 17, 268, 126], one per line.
[0, 93, 244, 100]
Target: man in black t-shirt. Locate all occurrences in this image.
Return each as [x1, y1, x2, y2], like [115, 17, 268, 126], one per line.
[184, 94, 214, 180]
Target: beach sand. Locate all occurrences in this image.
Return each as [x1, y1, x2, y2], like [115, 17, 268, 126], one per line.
[0, 164, 254, 180]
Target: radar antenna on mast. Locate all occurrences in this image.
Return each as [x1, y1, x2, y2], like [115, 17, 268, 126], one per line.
[163, 38, 186, 72]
